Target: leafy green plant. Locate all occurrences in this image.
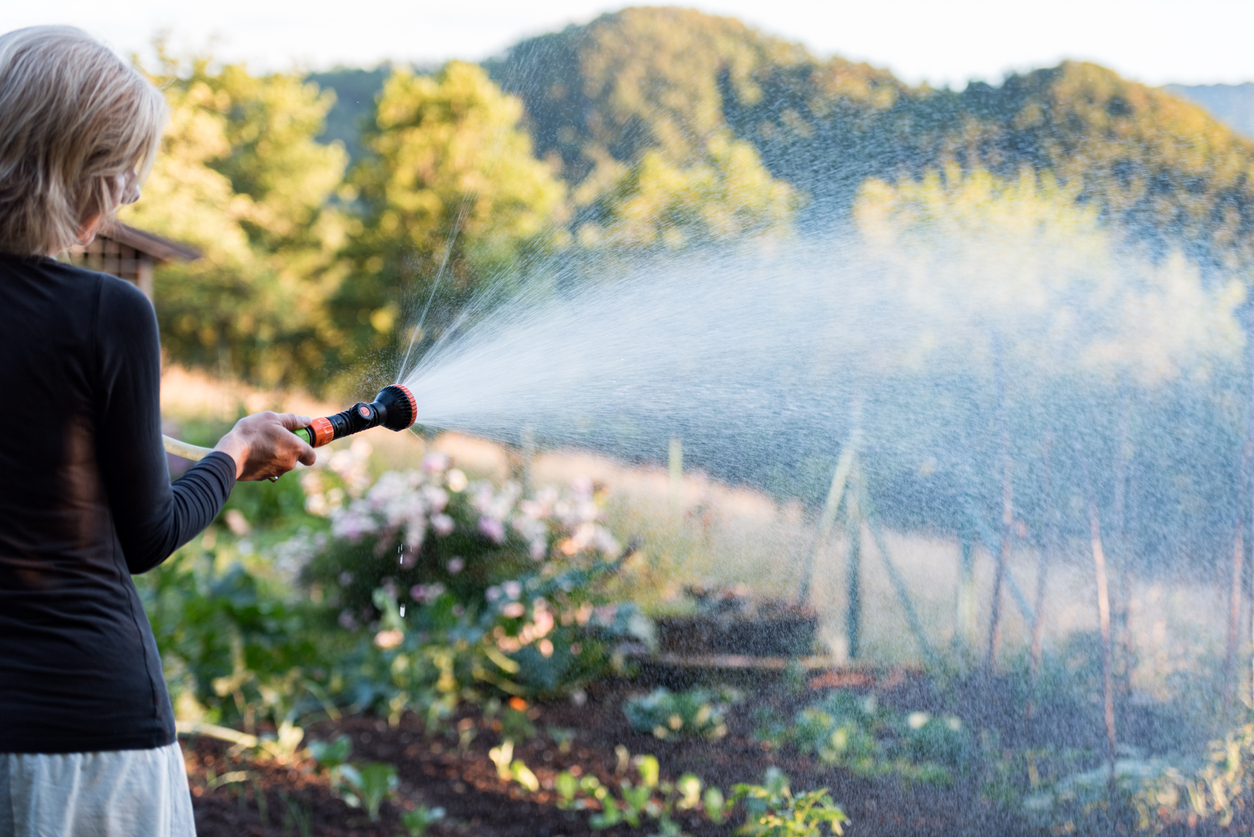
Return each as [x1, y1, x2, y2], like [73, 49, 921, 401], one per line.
[332, 762, 399, 822]
[306, 734, 352, 771]
[293, 457, 647, 700]
[578, 752, 716, 835]
[401, 805, 447, 836]
[731, 768, 848, 836]
[623, 687, 732, 740]
[488, 739, 514, 782]
[279, 791, 312, 837]
[756, 690, 968, 784]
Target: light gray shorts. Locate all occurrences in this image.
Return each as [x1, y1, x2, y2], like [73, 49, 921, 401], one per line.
[0, 742, 196, 837]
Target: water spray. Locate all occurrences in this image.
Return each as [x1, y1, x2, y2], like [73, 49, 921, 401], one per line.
[161, 384, 419, 462]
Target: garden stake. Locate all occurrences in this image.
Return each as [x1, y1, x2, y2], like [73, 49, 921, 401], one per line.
[1074, 439, 1118, 806]
[985, 341, 1012, 674]
[799, 427, 858, 605]
[857, 470, 940, 668]
[1026, 429, 1058, 721]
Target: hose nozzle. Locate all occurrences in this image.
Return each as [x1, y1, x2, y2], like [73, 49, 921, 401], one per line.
[294, 384, 417, 448]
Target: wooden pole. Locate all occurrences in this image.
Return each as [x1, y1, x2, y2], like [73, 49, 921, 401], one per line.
[1111, 389, 1134, 703]
[1230, 346, 1254, 714]
[1026, 430, 1056, 720]
[799, 437, 857, 604]
[1076, 440, 1118, 798]
[956, 528, 976, 653]
[860, 481, 941, 668]
[846, 468, 863, 660]
[985, 346, 1012, 674]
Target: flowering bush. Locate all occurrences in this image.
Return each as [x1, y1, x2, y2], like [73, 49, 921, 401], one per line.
[287, 451, 643, 698]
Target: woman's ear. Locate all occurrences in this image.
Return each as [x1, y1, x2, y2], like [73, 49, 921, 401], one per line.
[76, 212, 104, 247]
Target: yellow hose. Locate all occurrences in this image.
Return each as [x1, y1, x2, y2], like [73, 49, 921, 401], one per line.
[162, 435, 215, 462]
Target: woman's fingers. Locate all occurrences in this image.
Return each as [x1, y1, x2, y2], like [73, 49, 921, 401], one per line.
[228, 411, 317, 480]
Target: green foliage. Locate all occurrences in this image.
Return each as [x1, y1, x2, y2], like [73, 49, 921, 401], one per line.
[332, 761, 399, 822]
[729, 56, 1254, 272]
[488, 8, 820, 194]
[576, 133, 800, 249]
[756, 691, 969, 784]
[622, 687, 733, 740]
[1104, 723, 1254, 832]
[139, 552, 335, 730]
[853, 165, 1242, 386]
[400, 805, 447, 836]
[731, 768, 849, 837]
[586, 752, 711, 835]
[126, 48, 350, 388]
[306, 734, 352, 772]
[295, 453, 643, 698]
[343, 60, 567, 367]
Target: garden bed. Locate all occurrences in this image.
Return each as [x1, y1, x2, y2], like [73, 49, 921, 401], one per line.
[186, 677, 1031, 837]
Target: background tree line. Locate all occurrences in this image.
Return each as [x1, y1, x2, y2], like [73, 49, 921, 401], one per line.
[121, 7, 1254, 566]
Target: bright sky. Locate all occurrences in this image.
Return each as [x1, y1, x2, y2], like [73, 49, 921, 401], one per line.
[5, 0, 1253, 88]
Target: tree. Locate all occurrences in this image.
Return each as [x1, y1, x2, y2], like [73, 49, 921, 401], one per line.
[339, 61, 568, 375]
[853, 165, 1242, 383]
[122, 52, 350, 389]
[575, 131, 802, 249]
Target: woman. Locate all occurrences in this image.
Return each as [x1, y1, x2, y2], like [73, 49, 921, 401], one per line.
[0, 26, 315, 835]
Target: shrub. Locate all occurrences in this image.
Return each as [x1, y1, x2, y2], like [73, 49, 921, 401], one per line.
[756, 691, 969, 784]
[299, 452, 620, 621]
[623, 687, 734, 740]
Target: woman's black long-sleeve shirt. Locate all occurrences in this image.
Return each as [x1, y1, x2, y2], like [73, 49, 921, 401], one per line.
[0, 253, 236, 754]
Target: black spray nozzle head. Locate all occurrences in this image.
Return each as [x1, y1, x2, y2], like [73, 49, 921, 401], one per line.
[295, 383, 418, 448]
[372, 384, 417, 432]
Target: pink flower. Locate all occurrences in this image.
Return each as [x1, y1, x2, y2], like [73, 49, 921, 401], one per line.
[501, 602, 525, 618]
[502, 580, 522, 600]
[446, 557, 465, 575]
[478, 516, 506, 544]
[410, 583, 446, 603]
[431, 513, 455, 537]
[422, 452, 450, 473]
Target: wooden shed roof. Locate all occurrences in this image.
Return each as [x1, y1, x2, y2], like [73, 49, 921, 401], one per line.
[98, 218, 201, 262]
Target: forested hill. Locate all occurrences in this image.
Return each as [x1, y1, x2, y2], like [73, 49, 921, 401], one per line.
[310, 6, 1254, 272]
[483, 7, 903, 194]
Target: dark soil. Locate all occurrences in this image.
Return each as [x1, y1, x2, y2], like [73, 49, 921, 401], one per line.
[184, 672, 1063, 837]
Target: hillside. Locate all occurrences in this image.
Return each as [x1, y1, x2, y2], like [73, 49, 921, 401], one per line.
[308, 7, 1254, 272]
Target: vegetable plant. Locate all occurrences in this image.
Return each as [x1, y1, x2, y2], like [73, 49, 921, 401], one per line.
[756, 690, 968, 783]
[401, 805, 446, 836]
[623, 687, 733, 740]
[332, 761, 399, 822]
[731, 768, 849, 836]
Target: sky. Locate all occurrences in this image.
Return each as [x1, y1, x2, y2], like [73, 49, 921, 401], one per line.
[5, 0, 1254, 88]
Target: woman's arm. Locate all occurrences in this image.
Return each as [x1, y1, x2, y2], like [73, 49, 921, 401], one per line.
[93, 279, 312, 573]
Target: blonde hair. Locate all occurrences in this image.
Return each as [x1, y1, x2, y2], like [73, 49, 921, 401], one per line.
[0, 26, 167, 256]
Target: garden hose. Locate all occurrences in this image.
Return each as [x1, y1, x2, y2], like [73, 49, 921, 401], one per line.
[161, 384, 418, 464]
[292, 384, 418, 448]
[162, 435, 213, 461]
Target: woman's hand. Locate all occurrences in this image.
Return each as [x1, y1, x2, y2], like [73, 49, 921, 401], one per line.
[213, 412, 317, 481]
